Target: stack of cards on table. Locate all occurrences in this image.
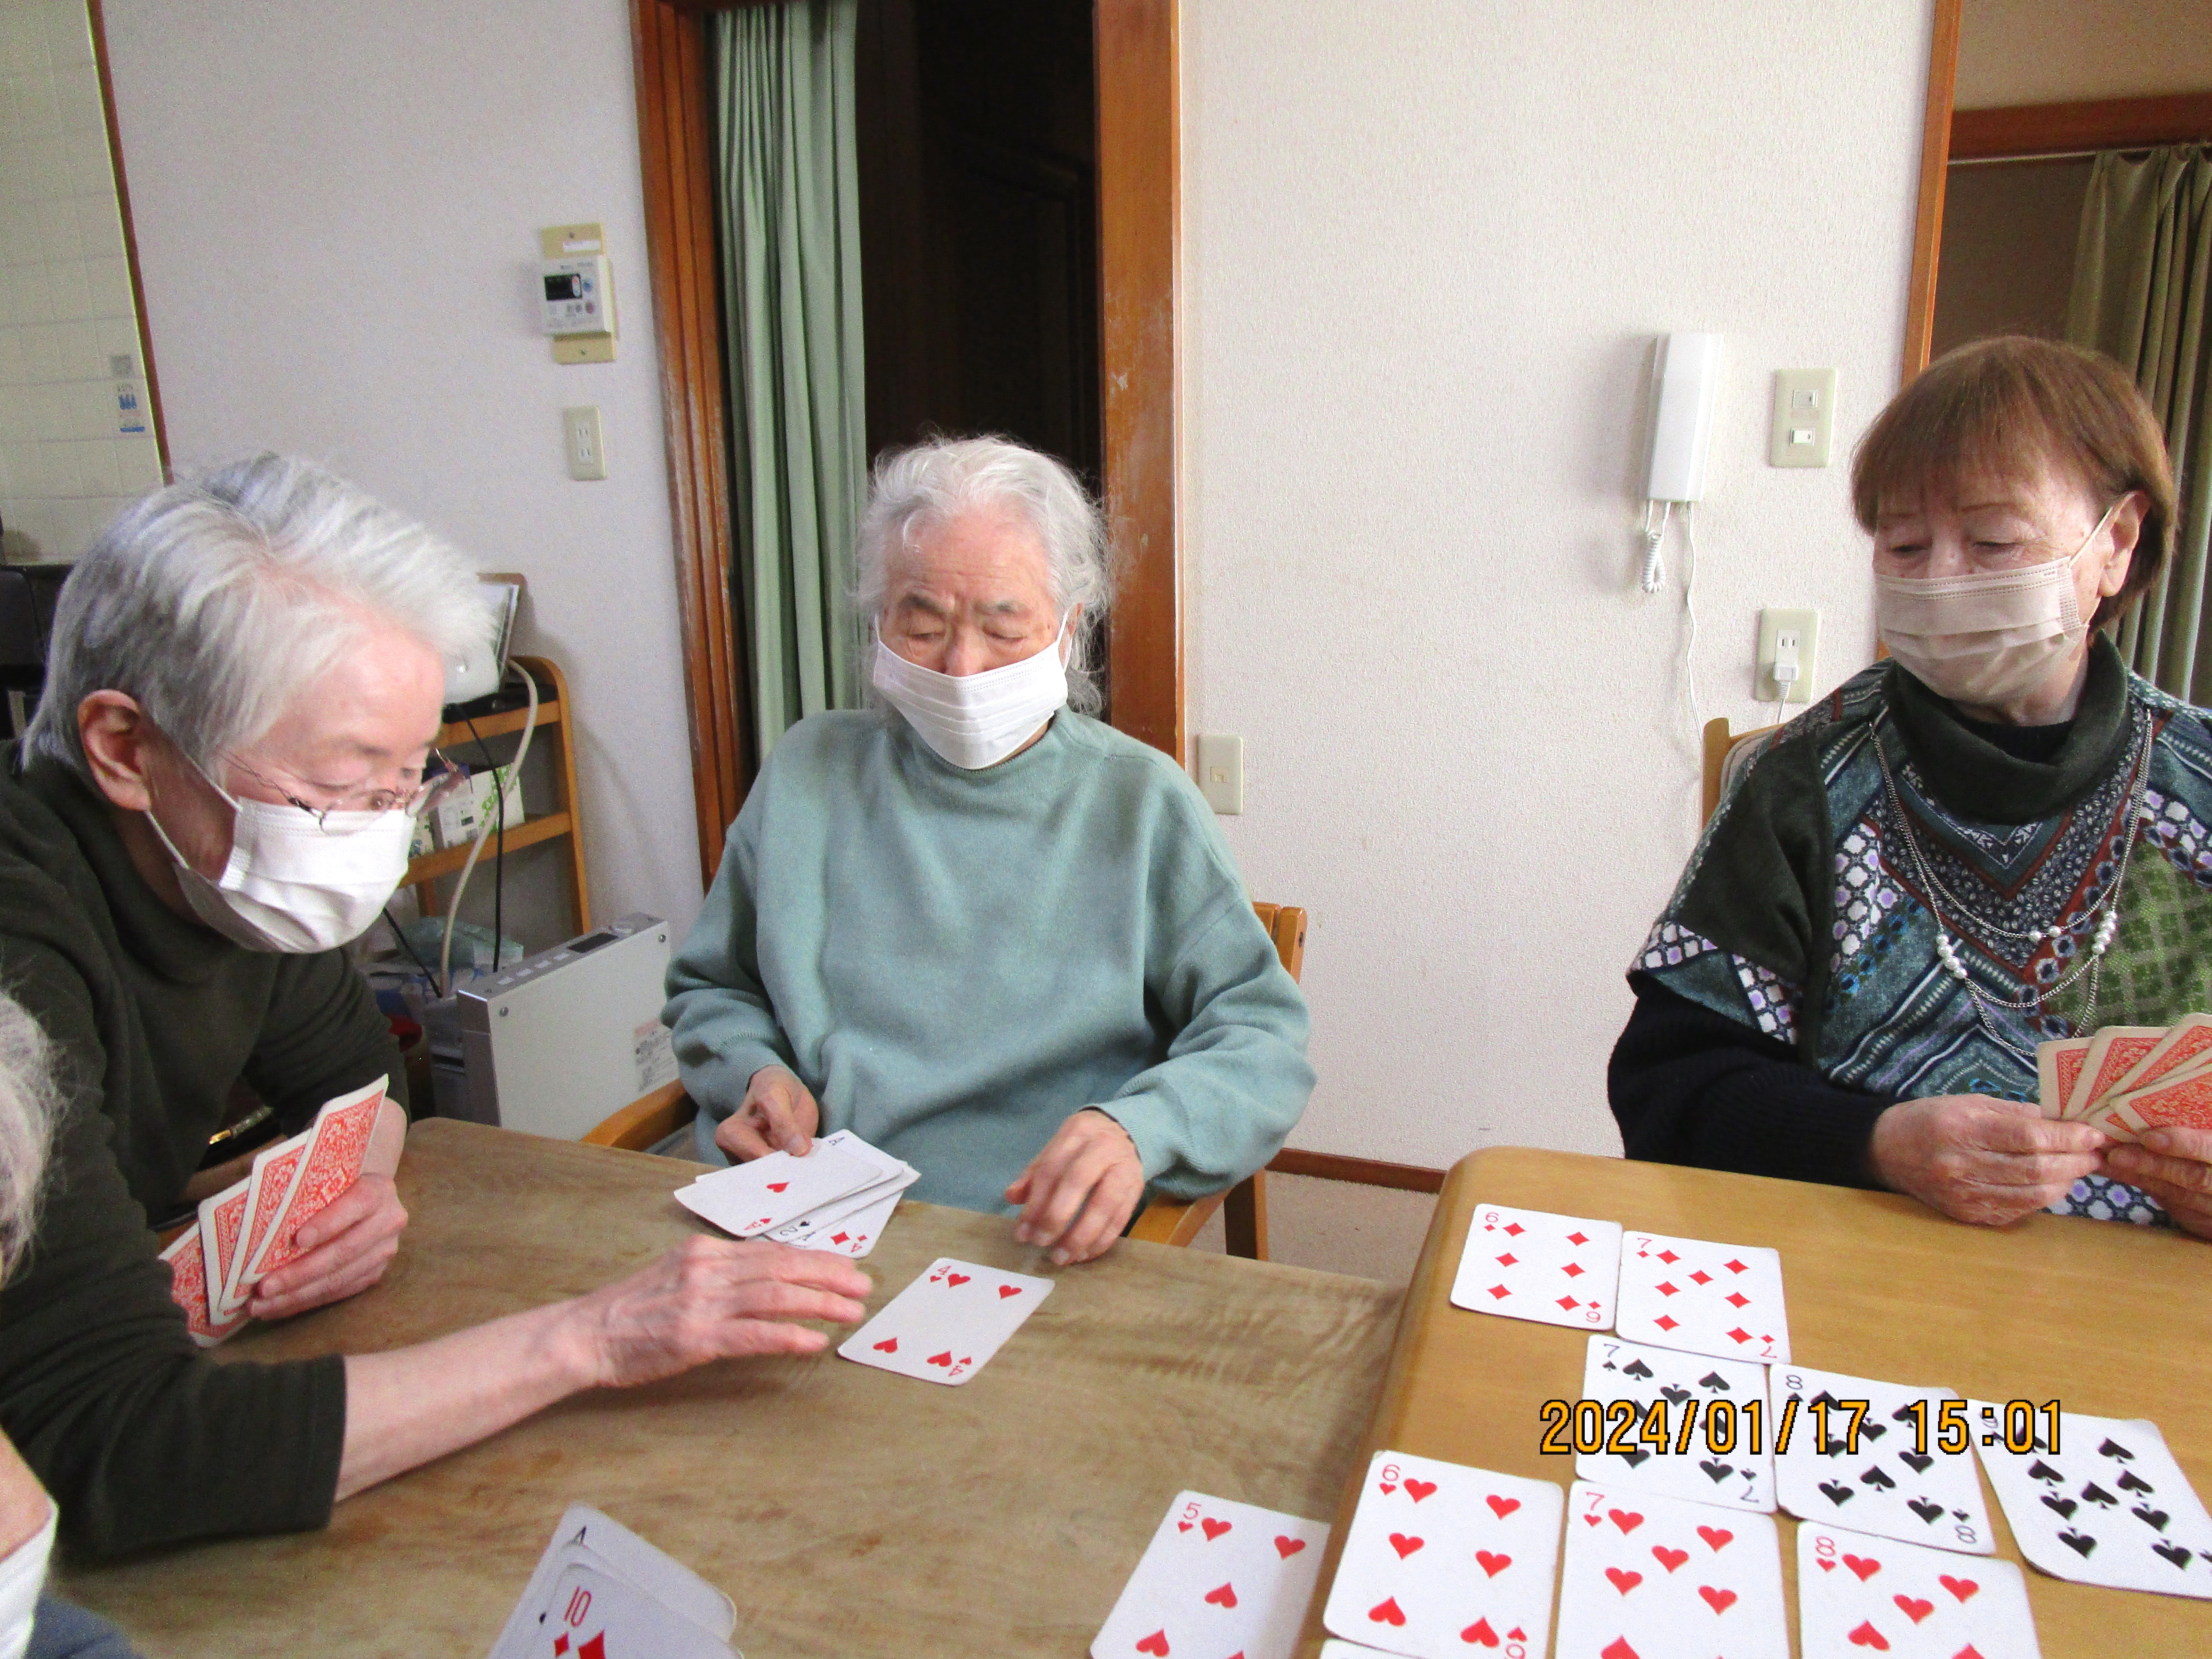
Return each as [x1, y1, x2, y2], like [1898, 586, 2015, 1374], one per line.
[486, 1504, 739, 1659]
[2040, 1014, 2212, 1142]
[672, 1129, 917, 1258]
[159, 1079, 387, 1347]
[1090, 1491, 1329, 1659]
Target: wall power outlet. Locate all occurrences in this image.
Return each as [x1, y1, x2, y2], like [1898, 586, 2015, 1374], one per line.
[1756, 607, 1819, 704]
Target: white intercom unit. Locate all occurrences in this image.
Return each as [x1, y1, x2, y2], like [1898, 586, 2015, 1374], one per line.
[1645, 332, 1722, 503]
[540, 255, 614, 338]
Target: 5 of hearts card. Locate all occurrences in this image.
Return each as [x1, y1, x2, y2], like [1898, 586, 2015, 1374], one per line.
[1090, 1491, 1329, 1659]
[1321, 1448, 1563, 1659]
[1553, 1481, 1788, 1659]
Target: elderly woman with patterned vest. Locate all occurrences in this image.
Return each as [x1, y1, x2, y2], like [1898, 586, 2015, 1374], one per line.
[666, 435, 1313, 1267]
[1610, 336, 2212, 1240]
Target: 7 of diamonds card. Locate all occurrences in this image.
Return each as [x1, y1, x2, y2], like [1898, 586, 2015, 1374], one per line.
[1615, 1231, 1790, 1364]
[1449, 1203, 1622, 1330]
[1321, 1449, 1562, 1659]
[1553, 1480, 1788, 1659]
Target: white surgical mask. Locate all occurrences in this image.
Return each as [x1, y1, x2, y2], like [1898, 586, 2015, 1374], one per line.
[146, 763, 415, 954]
[872, 618, 1071, 770]
[1875, 498, 2123, 708]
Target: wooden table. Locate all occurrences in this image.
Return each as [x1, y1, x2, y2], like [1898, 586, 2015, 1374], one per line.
[60, 1119, 1397, 1658]
[1295, 1147, 2212, 1656]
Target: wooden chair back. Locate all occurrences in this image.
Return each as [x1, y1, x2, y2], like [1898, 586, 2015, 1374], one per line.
[1700, 717, 1781, 824]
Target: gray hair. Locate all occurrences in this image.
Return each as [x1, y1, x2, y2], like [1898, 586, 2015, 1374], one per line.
[26, 454, 490, 777]
[855, 436, 1114, 714]
[0, 995, 57, 1280]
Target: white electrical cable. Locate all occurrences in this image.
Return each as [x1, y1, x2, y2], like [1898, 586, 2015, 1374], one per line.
[1639, 500, 1673, 594]
[1679, 501, 1703, 738]
[438, 662, 540, 997]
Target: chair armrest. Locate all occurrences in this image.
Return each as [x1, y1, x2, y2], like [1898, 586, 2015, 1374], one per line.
[1129, 1187, 1232, 1248]
[583, 1080, 698, 1150]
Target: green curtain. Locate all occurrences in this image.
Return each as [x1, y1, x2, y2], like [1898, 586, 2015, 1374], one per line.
[714, 0, 867, 760]
[2066, 145, 2212, 702]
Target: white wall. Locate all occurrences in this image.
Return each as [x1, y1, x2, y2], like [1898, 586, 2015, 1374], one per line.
[100, 0, 704, 942]
[1183, 1, 1932, 1168]
[1957, 0, 2212, 108]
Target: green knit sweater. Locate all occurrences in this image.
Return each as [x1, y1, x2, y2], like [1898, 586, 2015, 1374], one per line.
[665, 709, 1313, 1213]
[0, 750, 404, 1556]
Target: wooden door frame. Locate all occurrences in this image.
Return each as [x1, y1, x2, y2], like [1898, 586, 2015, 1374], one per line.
[1899, 0, 1962, 384]
[1951, 91, 2212, 160]
[630, 0, 1182, 887]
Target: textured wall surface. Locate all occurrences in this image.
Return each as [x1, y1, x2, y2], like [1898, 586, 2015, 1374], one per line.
[100, 0, 705, 943]
[1957, 0, 2212, 109]
[1182, 0, 1933, 1167]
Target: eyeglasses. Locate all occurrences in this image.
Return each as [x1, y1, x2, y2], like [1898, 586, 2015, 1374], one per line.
[225, 749, 473, 831]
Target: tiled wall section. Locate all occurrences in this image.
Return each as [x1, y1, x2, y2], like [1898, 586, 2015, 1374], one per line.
[0, 0, 162, 564]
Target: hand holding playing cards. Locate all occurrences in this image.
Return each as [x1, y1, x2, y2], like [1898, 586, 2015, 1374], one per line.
[1869, 1094, 2106, 1226]
[712, 1063, 819, 1161]
[1005, 1108, 1144, 1265]
[247, 1094, 408, 1320]
[2103, 1126, 2212, 1239]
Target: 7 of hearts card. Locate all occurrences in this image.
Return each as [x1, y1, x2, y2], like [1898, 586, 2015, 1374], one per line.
[1553, 1481, 1788, 1659]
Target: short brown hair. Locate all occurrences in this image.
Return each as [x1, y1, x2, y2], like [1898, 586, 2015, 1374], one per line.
[1851, 336, 2176, 629]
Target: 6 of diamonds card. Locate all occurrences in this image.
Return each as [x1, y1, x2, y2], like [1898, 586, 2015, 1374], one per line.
[1615, 1231, 1790, 1364]
[838, 1257, 1054, 1386]
[1796, 1525, 2040, 1659]
[1448, 1203, 1623, 1330]
[1321, 1449, 1562, 1659]
[1771, 1366, 1994, 1555]
[1090, 1491, 1329, 1659]
[1553, 1480, 1788, 1659]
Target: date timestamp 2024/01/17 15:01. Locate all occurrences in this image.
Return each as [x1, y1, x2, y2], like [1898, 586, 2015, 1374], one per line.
[1537, 1394, 2063, 1460]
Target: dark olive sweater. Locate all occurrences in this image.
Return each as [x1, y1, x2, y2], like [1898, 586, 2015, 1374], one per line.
[0, 749, 405, 1557]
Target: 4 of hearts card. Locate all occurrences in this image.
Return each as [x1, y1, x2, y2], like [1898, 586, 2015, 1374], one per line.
[1321, 1449, 1563, 1659]
[1971, 1404, 2212, 1598]
[1771, 1367, 1995, 1555]
[1553, 1481, 1788, 1659]
[1575, 1336, 1775, 1513]
[1615, 1231, 1789, 1364]
[837, 1257, 1054, 1386]
[1090, 1491, 1329, 1659]
[1796, 1525, 2040, 1659]
[1448, 1203, 1623, 1330]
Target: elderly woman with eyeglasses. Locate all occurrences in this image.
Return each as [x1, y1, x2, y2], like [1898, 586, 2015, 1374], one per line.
[1611, 337, 2212, 1240]
[0, 456, 871, 1558]
[666, 435, 1313, 1266]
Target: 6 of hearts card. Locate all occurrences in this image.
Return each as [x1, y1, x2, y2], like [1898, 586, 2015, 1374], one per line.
[1796, 1525, 2040, 1659]
[1090, 1491, 1329, 1659]
[1575, 1337, 1775, 1513]
[1448, 1203, 1623, 1331]
[1321, 1449, 1563, 1659]
[1971, 1404, 2212, 1598]
[837, 1257, 1054, 1386]
[1553, 1481, 1788, 1659]
[1615, 1231, 1789, 1364]
[1771, 1367, 1995, 1555]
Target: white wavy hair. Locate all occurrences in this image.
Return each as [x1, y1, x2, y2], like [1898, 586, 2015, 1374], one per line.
[27, 454, 490, 777]
[855, 436, 1114, 714]
[0, 996, 57, 1280]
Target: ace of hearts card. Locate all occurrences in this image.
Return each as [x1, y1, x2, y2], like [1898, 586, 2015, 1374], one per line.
[1321, 1449, 1563, 1659]
[1771, 1367, 1995, 1555]
[1448, 1203, 1623, 1331]
[837, 1257, 1054, 1385]
[1575, 1337, 1775, 1513]
[1614, 1231, 1790, 1364]
[1553, 1481, 1787, 1659]
[1796, 1525, 2040, 1659]
[1090, 1491, 1330, 1659]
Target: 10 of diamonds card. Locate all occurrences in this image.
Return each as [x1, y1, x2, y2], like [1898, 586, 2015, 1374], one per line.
[1553, 1480, 1788, 1659]
[1574, 1336, 1775, 1513]
[1771, 1366, 1995, 1555]
[1796, 1524, 2041, 1659]
[1971, 1404, 2212, 1598]
[1090, 1491, 1330, 1659]
[1449, 1203, 1623, 1330]
[1321, 1449, 1563, 1659]
[1615, 1231, 1790, 1364]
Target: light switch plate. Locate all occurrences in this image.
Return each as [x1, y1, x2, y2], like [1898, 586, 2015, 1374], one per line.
[1768, 368, 1838, 468]
[563, 406, 607, 481]
[1195, 732, 1243, 814]
[1756, 606, 1819, 704]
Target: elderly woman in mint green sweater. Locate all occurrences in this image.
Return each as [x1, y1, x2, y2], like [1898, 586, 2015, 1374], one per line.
[665, 436, 1313, 1266]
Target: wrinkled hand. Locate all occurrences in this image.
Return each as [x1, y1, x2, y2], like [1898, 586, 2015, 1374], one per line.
[714, 1064, 820, 1161]
[2103, 1127, 2212, 1241]
[249, 1171, 409, 1320]
[1869, 1094, 2106, 1227]
[571, 1236, 871, 1389]
[1004, 1109, 1146, 1266]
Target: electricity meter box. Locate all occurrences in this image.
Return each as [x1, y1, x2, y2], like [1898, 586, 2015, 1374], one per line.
[540, 255, 614, 339]
[431, 913, 678, 1140]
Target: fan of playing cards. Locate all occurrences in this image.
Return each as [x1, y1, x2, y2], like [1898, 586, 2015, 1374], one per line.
[2041, 1015, 2212, 1141]
[485, 1504, 741, 1659]
[672, 1129, 918, 1258]
[160, 1079, 388, 1348]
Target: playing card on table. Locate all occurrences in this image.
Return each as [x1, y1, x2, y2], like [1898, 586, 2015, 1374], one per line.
[1796, 1524, 2040, 1659]
[674, 1140, 877, 1238]
[1554, 1480, 1787, 1659]
[244, 1078, 386, 1281]
[486, 1503, 738, 1659]
[1449, 1202, 1622, 1330]
[1090, 1491, 1329, 1659]
[1577, 1336, 1775, 1513]
[196, 1175, 252, 1321]
[1771, 1367, 1994, 1554]
[159, 1228, 244, 1348]
[838, 1257, 1053, 1385]
[1615, 1231, 1789, 1363]
[529, 1563, 735, 1658]
[1321, 1448, 1562, 1659]
[1972, 1404, 2212, 1597]
[779, 1183, 901, 1258]
[1319, 1646, 1394, 1658]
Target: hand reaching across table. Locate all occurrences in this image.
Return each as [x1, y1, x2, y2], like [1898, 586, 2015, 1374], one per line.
[2103, 1127, 2212, 1240]
[1005, 1109, 1146, 1266]
[1868, 1094, 2108, 1227]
